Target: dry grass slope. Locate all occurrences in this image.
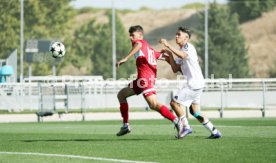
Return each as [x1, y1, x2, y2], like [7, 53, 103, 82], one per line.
[71, 8, 276, 78]
[241, 9, 276, 77]
[120, 9, 201, 79]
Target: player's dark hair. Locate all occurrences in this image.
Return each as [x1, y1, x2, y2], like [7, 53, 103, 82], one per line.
[178, 27, 191, 38]
[129, 25, 144, 34]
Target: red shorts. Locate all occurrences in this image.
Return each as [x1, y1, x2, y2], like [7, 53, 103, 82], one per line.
[128, 78, 156, 97]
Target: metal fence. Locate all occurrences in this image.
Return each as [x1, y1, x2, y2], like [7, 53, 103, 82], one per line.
[1, 77, 276, 117]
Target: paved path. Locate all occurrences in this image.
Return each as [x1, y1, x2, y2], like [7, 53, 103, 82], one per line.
[0, 110, 276, 123]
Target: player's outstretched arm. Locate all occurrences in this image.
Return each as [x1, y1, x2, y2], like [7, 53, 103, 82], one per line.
[160, 50, 180, 73]
[116, 42, 142, 68]
[159, 38, 188, 59]
[167, 52, 181, 73]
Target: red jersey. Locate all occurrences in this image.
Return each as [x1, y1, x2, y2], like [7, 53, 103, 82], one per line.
[132, 39, 161, 79]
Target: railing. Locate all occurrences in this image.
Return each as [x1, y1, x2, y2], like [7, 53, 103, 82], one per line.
[1, 78, 276, 117]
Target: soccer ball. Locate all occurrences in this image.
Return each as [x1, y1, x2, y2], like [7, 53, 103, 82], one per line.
[50, 41, 66, 58]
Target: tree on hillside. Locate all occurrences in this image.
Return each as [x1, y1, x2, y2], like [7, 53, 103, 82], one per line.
[268, 61, 276, 77]
[0, 0, 20, 59]
[59, 18, 97, 76]
[112, 14, 135, 79]
[24, 0, 74, 39]
[195, 2, 249, 78]
[24, 0, 75, 75]
[0, 0, 74, 76]
[91, 10, 135, 79]
[70, 10, 134, 79]
[229, 0, 276, 23]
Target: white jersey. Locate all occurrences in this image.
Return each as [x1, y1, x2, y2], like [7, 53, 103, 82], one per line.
[175, 43, 205, 89]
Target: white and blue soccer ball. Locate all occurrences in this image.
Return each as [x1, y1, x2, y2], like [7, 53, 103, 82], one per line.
[50, 41, 66, 58]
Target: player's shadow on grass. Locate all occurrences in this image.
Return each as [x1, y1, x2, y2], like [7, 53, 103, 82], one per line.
[21, 138, 171, 142]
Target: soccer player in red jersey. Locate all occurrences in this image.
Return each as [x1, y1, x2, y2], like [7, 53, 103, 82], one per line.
[116, 25, 179, 136]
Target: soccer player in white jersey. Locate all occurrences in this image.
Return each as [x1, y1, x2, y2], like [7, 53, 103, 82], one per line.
[160, 27, 222, 139]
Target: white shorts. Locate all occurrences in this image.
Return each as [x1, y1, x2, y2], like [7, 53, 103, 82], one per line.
[173, 87, 203, 107]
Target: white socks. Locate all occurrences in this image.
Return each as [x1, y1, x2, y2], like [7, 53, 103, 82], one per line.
[180, 116, 190, 129]
[173, 118, 178, 125]
[203, 120, 218, 134]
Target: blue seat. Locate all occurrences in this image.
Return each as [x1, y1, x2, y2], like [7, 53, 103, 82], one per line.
[0, 65, 14, 83]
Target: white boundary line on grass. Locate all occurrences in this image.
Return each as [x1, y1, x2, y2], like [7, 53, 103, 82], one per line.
[0, 152, 157, 163]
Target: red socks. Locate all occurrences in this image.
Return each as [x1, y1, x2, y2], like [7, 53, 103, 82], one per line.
[120, 103, 129, 123]
[159, 105, 176, 122]
[120, 103, 175, 123]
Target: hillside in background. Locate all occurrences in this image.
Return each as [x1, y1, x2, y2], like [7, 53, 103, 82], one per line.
[241, 9, 276, 77]
[119, 9, 200, 79]
[72, 7, 276, 78]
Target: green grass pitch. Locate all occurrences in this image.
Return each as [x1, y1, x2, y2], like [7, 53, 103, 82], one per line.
[0, 118, 276, 163]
